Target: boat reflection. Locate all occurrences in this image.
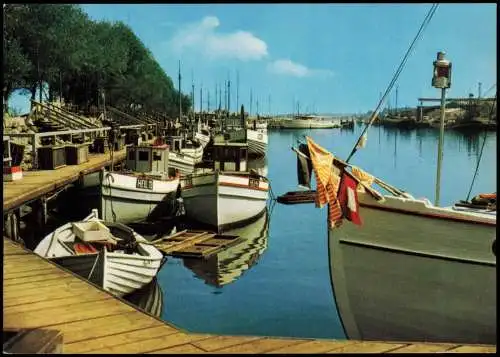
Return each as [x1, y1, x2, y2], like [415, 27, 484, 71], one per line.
[182, 209, 269, 288]
[123, 277, 163, 318]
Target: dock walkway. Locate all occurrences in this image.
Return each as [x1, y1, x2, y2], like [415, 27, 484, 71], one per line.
[3, 238, 496, 354]
[3, 147, 128, 212]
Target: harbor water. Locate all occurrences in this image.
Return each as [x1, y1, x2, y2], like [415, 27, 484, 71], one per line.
[147, 124, 496, 339]
[45, 124, 496, 340]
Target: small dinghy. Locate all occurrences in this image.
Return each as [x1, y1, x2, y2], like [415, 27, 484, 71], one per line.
[34, 209, 164, 297]
[277, 190, 317, 204]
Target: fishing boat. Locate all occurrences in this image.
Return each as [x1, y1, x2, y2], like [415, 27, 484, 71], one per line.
[182, 209, 269, 287]
[246, 128, 268, 157]
[163, 135, 199, 173]
[280, 115, 341, 129]
[297, 44, 496, 344]
[180, 141, 269, 232]
[34, 209, 164, 297]
[194, 120, 211, 149]
[101, 143, 180, 224]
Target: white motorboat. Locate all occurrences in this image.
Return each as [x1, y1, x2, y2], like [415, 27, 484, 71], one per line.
[34, 209, 165, 297]
[101, 143, 180, 224]
[181, 142, 269, 232]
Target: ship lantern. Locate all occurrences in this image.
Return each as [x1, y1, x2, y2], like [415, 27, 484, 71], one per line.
[432, 51, 452, 89]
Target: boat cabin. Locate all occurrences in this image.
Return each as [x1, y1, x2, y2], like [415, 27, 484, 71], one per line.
[212, 142, 248, 172]
[125, 144, 171, 174]
[165, 135, 184, 152]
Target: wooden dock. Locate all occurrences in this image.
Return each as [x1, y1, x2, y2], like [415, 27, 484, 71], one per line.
[3, 237, 496, 354]
[3, 148, 128, 212]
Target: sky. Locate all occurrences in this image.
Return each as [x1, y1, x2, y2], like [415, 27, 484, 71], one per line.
[8, 3, 497, 115]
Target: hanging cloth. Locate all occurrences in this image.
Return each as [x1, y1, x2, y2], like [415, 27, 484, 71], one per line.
[306, 137, 343, 228]
[297, 143, 313, 188]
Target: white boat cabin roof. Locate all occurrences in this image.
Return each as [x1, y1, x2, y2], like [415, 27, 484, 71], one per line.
[125, 144, 171, 174]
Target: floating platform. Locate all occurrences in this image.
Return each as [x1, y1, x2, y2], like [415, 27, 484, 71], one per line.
[151, 230, 244, 258]
[3, 237, 496, 354]
[277, 190, 317, 204]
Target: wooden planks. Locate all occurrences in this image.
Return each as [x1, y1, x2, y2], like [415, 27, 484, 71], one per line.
[2, 237, 497, 354]
[153, 230, 243, 258]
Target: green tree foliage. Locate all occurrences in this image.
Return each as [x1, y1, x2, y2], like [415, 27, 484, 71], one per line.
[3, 4, 191, 117]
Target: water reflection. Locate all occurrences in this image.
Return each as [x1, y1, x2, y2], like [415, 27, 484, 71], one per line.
[123, 277, 163, 317]
[181, 209, 269, 288]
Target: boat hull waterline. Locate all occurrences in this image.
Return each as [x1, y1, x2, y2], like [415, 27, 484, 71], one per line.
[328, 192, 496, 345]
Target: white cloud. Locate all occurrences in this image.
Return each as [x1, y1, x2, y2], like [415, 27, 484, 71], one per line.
[267, 59, 334, 78]
[169, 16, 268, 61]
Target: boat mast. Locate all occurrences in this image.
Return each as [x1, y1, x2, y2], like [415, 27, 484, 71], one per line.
[432, 51, 452, 206]
[178, 60, 182, 126]
[236, 70, 240, 111]
[395, 85, 399, 117]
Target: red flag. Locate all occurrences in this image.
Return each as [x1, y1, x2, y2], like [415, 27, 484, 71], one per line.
[338, 173, 362, 225]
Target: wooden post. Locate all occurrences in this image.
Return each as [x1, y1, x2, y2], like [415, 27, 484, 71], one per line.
[32, 133, 38, 169]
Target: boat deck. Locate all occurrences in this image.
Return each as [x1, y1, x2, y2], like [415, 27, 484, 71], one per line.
[3, 238, 496, 354]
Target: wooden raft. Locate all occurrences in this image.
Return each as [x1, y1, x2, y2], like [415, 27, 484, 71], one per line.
[151, 230, 244, 258]
[2, 238, 497, 354]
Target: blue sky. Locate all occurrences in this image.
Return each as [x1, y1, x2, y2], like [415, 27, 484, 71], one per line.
[9, 3, 497, 115]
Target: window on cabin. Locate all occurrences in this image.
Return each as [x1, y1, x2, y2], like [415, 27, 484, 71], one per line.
[153, 152, 162, 161]
[138, 151, 149, 161]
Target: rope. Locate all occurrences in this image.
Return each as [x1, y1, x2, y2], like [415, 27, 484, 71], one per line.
[105, 172, 117, 223]
[345, 3, 439, 163]
[465, 94, 497, 202]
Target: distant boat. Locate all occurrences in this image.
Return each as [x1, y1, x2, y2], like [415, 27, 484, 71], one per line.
[280, 115, 341, 129]
[101, 143, 180, 224]
[381, 114, 418, 129]
[180, 141, 269, 232]
[34, 209, 164, 297]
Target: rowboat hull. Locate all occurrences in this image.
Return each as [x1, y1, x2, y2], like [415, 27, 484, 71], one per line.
[328, 192, 496, 344]
[181, 171, 269, 232]
[101, 171, 179, 224]
[34, 210, 164, 297]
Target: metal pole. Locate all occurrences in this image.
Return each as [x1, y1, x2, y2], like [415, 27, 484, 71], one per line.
[435, 87, 446, 206]
[178, 60, 182, 122]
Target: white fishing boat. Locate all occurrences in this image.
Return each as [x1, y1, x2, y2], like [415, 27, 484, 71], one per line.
[181, 142, 269, 232]
[180, 138, 204, 164]
[297, 48, 496, 344]
[124, 277, 163, 317]
[327, 186, 496, 345]
[101, 143, 180, 224]
[164, 135, 197, 174]
[246, 128, 268, 157]
[34, 209, 164, 297]
[280, 115, 341, 129]
[194, 120, 211, 149]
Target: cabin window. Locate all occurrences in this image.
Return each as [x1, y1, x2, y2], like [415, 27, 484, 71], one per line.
[153, 152, 162, 161]
[138, 151, 149, 161]
[174, 141, 180, 151]
[127, 150, 134, 161]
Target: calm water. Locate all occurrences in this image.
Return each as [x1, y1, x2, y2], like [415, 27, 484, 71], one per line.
[145, 124, 496, 339]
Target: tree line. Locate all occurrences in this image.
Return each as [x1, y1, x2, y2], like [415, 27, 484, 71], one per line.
[3, 4, 191, 117]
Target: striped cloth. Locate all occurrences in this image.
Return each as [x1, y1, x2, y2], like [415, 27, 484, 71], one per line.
[351, 166, 375, 193]
[306, 137, 343, 228]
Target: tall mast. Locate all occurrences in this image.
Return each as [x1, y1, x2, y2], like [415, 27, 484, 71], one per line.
[268, 94, 271, 115]
[178, 60, 182, 122]
[200, 83, 203, 113]
[228, 79, 231, 114]
[395, 85, 399, 116]
[191, 69, 194, 114]
[236, 70, 240, 111]
[250, 89, 253, 116]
